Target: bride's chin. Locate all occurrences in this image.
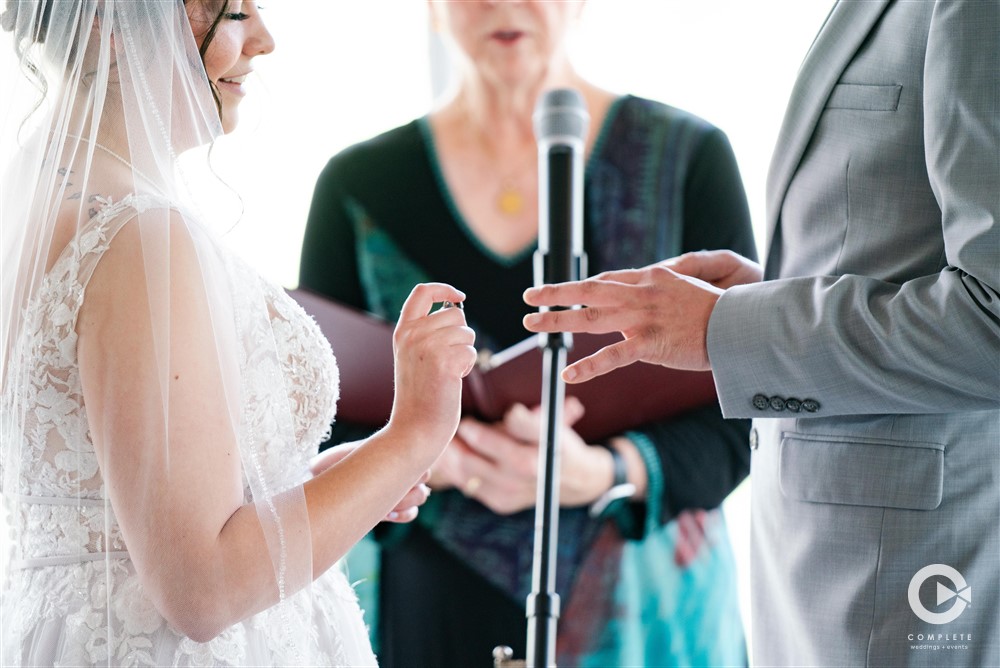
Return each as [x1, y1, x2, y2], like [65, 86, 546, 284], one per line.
[219, 105, 240, 135]
[221, 116, 239, 135]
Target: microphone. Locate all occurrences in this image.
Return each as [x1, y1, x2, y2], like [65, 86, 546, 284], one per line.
[523, 88, 589, 668]
[533, 88, 590, 303]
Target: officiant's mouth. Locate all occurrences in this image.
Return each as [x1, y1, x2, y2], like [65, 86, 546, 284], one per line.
[491, 30, 524, 45]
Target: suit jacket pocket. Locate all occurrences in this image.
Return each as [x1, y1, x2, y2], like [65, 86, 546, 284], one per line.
[825, 83, 902, 111]
[779, 433, 943, 510]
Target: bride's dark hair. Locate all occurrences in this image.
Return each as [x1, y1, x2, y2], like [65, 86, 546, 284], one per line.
[189, 0, 230, 114]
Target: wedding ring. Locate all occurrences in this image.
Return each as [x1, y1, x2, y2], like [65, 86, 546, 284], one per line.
[440, 300, 464, 310]
[464, 476, 482, 495]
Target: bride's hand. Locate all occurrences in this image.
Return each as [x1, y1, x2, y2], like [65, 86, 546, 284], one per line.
[387, 283, 477, 452]
[311, 443, 433, 523]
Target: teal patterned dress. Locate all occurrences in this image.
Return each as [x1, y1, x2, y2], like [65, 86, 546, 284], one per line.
[301, 95, 755, 667]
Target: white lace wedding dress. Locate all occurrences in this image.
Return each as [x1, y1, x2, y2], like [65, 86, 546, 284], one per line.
[1, 195, 378, 667]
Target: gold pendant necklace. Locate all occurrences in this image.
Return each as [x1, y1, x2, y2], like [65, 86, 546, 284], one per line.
[497, 181, 525, 216]
[494, 157, 535, 217]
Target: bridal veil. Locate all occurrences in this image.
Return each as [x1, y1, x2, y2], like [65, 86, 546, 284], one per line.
[1, 1, 322, 662]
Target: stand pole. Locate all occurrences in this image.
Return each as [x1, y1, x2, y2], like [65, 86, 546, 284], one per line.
[496, 88, 588, 668]
[525, 335, 568, 667]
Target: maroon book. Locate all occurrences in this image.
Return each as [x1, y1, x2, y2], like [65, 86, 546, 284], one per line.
[288, 288, 719, 441]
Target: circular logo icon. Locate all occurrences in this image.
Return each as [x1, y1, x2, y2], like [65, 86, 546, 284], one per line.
[908, 564, 972, 625]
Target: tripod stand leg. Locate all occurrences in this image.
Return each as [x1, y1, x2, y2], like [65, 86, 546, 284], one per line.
[493, 645, 527, 668]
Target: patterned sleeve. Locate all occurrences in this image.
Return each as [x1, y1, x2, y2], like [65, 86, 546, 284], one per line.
[606, 127, 755, 539]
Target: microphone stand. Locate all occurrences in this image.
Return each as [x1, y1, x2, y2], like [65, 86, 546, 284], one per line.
[495, 89, 588, 668]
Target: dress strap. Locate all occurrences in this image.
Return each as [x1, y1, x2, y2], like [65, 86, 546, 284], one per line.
[15, 493, 106, 507]
[11, 551, 130, 570]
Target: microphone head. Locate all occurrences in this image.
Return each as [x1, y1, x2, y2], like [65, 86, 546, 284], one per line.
[533, 88, 589, 143]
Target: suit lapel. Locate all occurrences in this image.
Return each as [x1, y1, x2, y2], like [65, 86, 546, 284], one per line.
[763, 0, 891, 276]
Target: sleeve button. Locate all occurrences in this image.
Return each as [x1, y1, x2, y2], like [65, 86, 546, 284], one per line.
[785, 398, 802, 412]
[769, 396, 786, 411]
[802, 399, 820, 413]
[752, 394, 769, 410]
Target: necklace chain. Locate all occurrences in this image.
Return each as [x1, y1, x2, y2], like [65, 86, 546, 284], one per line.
[64, 134, 162, 192]
[458, 106, 536, 217]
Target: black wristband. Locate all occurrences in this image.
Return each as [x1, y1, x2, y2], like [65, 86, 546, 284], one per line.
[603, 441, 628, 488]
[589, 441, 636, 518]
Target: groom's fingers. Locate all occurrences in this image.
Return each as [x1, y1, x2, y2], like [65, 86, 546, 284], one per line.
[561, 337, 645, 384]
[523, 277, 638, 310]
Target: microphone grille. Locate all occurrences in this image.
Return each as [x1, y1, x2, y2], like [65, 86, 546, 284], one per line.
[533, 88, 589, 142]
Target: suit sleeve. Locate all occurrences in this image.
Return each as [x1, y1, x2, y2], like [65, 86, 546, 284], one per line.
[707, 0, 1000, 419]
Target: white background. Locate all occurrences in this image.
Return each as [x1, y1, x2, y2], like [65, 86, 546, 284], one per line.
[2, 1, 836, 660]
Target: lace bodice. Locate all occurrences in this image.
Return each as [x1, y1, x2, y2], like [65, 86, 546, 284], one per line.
[4, 193, 339, 561]
[0, 195, 372, 666]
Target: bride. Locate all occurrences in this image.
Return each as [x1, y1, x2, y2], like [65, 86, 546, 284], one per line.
[0, 1, 476, 665]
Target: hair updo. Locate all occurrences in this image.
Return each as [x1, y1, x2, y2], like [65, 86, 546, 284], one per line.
[3, 0, 229, 115]
[2, 0, 59, 101]
[0, 0, 58, 48]
[0, 0, 19, 33]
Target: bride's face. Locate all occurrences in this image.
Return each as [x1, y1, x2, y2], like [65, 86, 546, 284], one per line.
[186, 1, 275, 133]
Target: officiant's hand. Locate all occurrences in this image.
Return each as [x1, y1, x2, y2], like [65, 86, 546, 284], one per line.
[443, 398, 633, 515]
[428, 397, 583, 514]
[311, 443, 432, 523]
[665, 248, 763, 290]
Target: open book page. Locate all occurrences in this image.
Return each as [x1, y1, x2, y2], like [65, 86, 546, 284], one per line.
[471, 332, 718, 441]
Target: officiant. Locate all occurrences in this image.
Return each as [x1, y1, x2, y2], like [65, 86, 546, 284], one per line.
[298, 2, 755, 666]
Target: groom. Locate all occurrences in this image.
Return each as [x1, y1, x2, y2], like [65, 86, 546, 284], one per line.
[523, 1, 1000, 665]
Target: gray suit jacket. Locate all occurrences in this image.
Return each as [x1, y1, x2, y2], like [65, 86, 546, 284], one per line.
[707, 1, 1000, 665]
